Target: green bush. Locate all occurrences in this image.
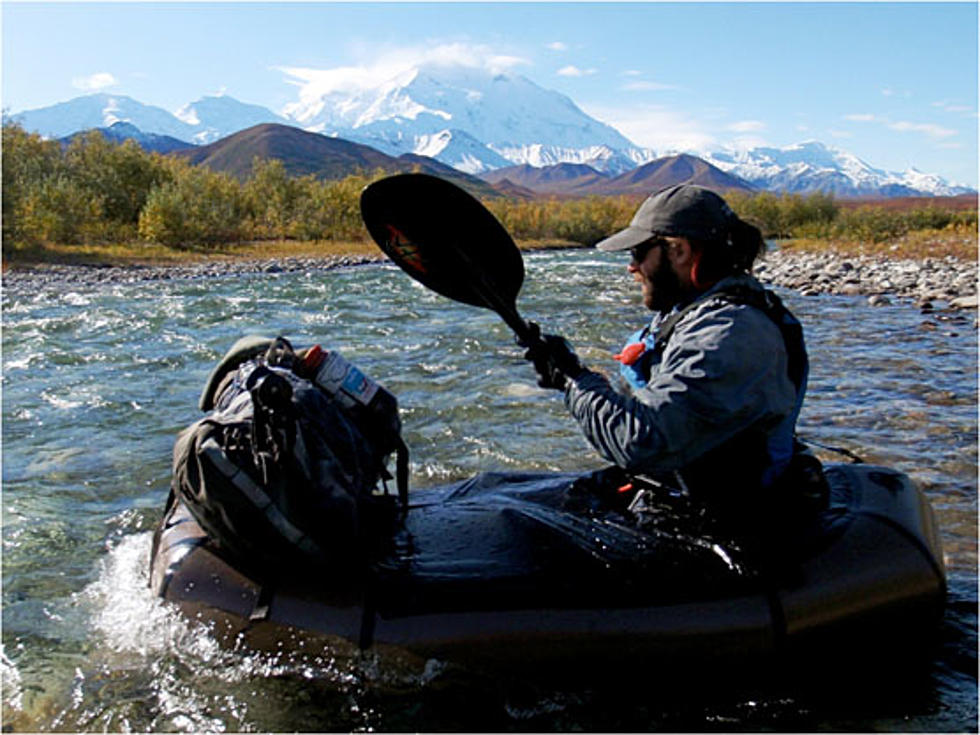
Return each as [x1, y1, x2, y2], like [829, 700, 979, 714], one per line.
[288, 171, 379, 241]
[139, 164, 246, 246]
[2, 123, 67, 246]
[553, 196, 628, 246]
[726, 191, 839, 239]
[485, 195, 635, 244]
[3, 122, 172, 247]
[16, 174, 104, 245]
[243, 157, 304, 240]
[789, 204, 977, 243]
[64, 132, 171, 227]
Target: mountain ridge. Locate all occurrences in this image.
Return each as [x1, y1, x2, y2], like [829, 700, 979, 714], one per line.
[59, 121, 193, 154]
[8, 81, 974, 197]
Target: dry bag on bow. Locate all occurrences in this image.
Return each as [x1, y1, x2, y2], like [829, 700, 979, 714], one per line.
[169, 336, 408, 574]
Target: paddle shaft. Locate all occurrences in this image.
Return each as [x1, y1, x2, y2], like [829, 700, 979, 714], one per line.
[449, 244, 538, 345]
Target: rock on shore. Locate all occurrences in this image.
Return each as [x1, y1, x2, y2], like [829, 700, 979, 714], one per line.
[1, 249, 976, 311]
[0, 254, 385, 295]
[755, 250, 976, 310]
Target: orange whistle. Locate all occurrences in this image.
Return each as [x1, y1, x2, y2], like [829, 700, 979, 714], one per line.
[613, 342, 646, 366]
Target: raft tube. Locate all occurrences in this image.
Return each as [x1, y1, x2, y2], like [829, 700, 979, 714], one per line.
[150, 463, 945, 668]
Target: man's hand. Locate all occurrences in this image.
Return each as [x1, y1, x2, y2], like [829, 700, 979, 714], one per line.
[520, 322, 584, 391]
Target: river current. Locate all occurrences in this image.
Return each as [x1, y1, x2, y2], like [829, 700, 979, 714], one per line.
[2, 248, 977, 731]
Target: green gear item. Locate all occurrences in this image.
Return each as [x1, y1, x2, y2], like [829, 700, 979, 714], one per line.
[199, 335, 276, 411]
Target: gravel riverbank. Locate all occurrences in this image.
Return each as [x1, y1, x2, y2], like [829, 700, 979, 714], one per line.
[2, 249, 976, 312]
[757, 250, 977, 311]
[0, 254, 384, 294]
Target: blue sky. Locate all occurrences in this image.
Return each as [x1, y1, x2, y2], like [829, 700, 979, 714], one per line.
[3, 2, 977, 186]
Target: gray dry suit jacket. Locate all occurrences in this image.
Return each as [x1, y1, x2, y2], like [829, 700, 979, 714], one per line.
[564, 273, 806, 501]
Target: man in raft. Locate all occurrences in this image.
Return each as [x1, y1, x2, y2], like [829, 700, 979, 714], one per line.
[523, 184, 817, 523]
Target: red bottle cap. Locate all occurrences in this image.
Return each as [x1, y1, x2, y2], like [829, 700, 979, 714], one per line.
[301, 344, 325, 374]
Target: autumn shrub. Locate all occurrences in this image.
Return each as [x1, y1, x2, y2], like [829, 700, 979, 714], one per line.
[243, 157, 304, 239]
[64, 132, 171, 231]
[791, 204, 977, 243]
[3, 122, 172, 247]
[726, 191, 839, 238]
[16, 175, 105, 244]
[486, 198, 553, 240]
[288, 171, 379, 241]
[3, 123, 72, 246]
[486, 195, 634, 244]
[139, 164, 246, 246]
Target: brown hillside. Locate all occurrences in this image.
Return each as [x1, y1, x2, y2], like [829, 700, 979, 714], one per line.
[481, 162, 609, 195]
[489, 178, 537, 199]
[594, 154, 754, 196]
[480, 154, 754, 198]
[174, 123, 497, 197]
[177, 123, 393, 179]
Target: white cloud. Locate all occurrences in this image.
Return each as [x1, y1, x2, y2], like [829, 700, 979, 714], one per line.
[842, 112, 959, 140]
[828, 129, 854, 139]
[557, 65, 596, 77]
[881, 87, 912, 99]
[728, 120, 766, 133]
[546, 41, 568, 52]
[582, 102, 717, 153]
[622, 69, 642, 77]
[277, 42, 530, 119]
[729, 135, 769, 150]
[931, 100, 973, 114]
[72, 72, 118, 92]
[888, 120, 957, 138]
[621, 80, 675, 92]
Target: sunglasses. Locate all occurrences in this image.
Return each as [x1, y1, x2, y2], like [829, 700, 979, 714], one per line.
[630, 237, 668, 264]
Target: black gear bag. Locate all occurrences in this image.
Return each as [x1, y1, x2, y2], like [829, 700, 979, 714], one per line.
[166, 336, 408, 575]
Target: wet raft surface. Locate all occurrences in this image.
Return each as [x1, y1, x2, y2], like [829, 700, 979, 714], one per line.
[154, 461, 943, 673]
[377, 471, 765, 617]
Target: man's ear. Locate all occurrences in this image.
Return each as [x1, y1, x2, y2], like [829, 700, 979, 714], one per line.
[666, 237, 695, 269]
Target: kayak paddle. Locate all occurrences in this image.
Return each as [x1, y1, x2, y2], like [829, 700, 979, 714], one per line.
[360, 173, 540, 346]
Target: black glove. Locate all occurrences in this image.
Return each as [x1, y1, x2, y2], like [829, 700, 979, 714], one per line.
[519, 322, 584, 391]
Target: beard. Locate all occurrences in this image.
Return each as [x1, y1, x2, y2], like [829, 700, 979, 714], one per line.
[644, 261, 687, 313]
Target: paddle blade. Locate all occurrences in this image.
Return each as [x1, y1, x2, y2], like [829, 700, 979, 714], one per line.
[360, 173, 525, 312]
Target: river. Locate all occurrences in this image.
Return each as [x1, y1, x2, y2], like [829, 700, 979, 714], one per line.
[2, 248, 976, 731]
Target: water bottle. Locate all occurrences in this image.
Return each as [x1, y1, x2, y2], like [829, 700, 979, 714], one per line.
[300, 345, 401, 451]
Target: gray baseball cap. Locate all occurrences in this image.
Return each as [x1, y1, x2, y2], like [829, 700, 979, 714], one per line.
[596, 184, 737, 251]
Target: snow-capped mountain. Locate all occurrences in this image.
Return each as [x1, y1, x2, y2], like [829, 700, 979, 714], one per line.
[9, 93, 198, 141]
[9, 93, 286, 147]
[175, 95, 288, 144]
[288, 64, 643, 174]
[407, 128, 513, 174]
[702, 141, 973, 197]
[486, 143, 653, 175]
